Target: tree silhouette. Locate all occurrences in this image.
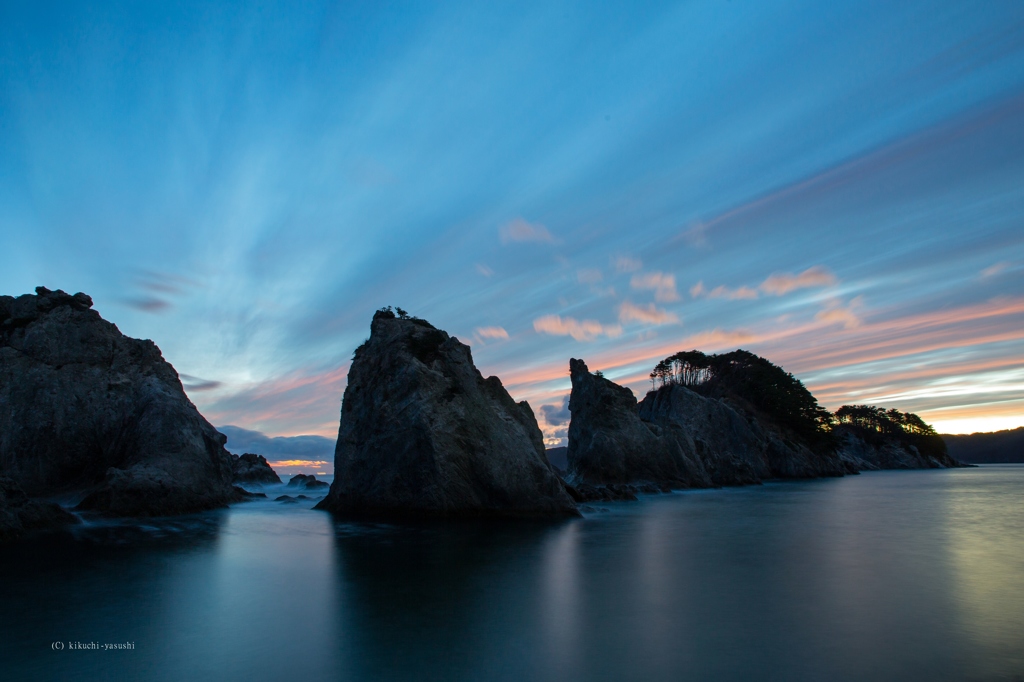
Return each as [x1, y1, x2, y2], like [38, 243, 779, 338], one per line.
[648, 349, 832, 443]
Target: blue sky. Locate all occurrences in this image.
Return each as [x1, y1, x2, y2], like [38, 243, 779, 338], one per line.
[2, 0, 1023, 452]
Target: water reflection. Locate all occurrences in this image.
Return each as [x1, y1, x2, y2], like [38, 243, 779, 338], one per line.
[2, 468, 1023, 682]
[944, 466, 1024, 678]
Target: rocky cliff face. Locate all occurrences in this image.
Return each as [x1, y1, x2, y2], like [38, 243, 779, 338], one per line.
[316, 310, 578, 519]
[640, 384, 849, 481]
[0, 287, 240, 518]
[567, 360, 847, 490]
[566, 359, 711, 487]
[835, 426, 963, 470]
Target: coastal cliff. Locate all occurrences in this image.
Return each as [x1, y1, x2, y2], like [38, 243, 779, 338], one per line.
[567, 357, 846, 492]
[316, 309, 578, 519]
[0, 287, 240, 524]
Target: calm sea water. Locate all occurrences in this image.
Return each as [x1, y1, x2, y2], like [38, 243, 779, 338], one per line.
[2, 466, 1022, 682]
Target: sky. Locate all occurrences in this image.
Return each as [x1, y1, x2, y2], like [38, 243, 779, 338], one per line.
[2, 0, 1023, 455]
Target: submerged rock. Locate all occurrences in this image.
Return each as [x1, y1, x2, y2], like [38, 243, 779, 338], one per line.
[0, 287, 240, 519]
[566, 359, 846, 491]
[286, 474, 328, 490]
[231, 453, 282, 484]
[316, 309, 578, 519]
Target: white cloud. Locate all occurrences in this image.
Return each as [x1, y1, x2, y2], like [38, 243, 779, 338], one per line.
[533, 315, 622, 341]
[500, 218, 555, 244]
[613, 255, 643, 273]
[630, 271, 680, 302]
[618, 301, 679, 325]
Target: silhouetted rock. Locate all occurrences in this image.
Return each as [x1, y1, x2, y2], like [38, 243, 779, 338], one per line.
[566, 359, 846, 491]
[567, 359, 711, 488]
[0, 476, 79, 540]
[287, 474, 329, 490]
[0, 287, 240, 519]
[316, 309, 578, 519]
[275, 495, 298, 503]
[836, 426, 963, 469]
[231, 453, 281, 484]
[639, 383, 847, 482]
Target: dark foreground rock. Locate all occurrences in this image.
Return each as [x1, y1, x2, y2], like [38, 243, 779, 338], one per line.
[287, 474, 328, 490]
[0, 476, 79, 540]
[316, 309, 578, 519]
[0, 287, 240, 520]
[566, 359, 847, 491]
[232, 453, 282, 484]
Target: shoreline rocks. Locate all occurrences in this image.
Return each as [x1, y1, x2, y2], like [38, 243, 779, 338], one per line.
[316, 309, 578, 519]
[0, 287, 241, 525]
[835, 425, 964, 470]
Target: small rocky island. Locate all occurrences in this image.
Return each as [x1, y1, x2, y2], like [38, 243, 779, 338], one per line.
[315, 307, 578, 519]
[0, 287, 243, 537]
[231, 453, 282, 484]
[565, 350, 962, 499]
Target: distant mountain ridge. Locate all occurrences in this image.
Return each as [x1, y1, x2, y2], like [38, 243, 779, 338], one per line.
[217, 425, 335, 461]
[942, 428, 1024, 463]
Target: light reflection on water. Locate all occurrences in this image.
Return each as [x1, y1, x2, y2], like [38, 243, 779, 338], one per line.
[2, 467, 1022, 682]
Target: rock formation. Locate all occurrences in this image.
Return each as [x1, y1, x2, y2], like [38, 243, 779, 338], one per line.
[231, 453, 282, 484]
[0, 287, 241, 520]
[316, 309, 578, 519]
[567, 359, 711, 488]
[638, 383, 849, 482]
[286, 474, 328, 490]
[566, 358, 847, 492]
[835, 426, 963, 469]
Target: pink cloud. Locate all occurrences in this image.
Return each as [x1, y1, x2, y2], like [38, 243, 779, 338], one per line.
[475, 326, 510, 340]
[618, 301, 679, 325]
[760, 266, 837, 296]
[533, 315, 622, 341]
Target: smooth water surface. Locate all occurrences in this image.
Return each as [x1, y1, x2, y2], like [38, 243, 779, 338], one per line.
[2, 466, 1023, 682]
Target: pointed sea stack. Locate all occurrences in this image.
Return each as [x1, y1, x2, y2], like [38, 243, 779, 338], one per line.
[316, 309, 578, 519]
[0, 287, 240, 520]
